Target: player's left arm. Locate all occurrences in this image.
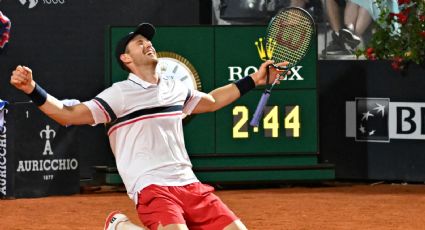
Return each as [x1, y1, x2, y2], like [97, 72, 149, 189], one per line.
[192, 60, 287, 114]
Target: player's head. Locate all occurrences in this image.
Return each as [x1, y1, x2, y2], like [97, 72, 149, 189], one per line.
[115, 22, 156, 72]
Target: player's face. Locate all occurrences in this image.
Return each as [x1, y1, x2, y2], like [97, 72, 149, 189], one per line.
[125, 34, 158, 66]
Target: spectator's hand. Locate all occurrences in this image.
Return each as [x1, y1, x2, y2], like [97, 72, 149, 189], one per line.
[251, 60, 290, 86]
[10, 65, 35, 94]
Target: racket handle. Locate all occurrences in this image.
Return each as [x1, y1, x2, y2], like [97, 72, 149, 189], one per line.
[250, 91, 271, 127]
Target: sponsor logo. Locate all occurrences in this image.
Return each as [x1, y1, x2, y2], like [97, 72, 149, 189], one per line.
[111, 217, 117, 224]
[227, 65, 304, 81]
[40, 125, 55, 155]
[255, 37, 276, 61]
[346, 97, 425, 142]
[227, 37, 305, 82]
[16, 125, 78, 181]
[0, 110, 7, 195]
[19, 0, 38, 9]
[18, 0, 65, 9]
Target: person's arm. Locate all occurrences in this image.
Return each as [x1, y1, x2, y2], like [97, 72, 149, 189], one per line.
[10, 65, 94, 126]
[192, 60, 288, 114]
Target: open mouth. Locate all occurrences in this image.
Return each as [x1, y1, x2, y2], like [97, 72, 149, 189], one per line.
[145, 49, 156, 56]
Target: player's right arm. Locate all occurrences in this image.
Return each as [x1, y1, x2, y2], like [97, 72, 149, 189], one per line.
[10, 65, 95, 126]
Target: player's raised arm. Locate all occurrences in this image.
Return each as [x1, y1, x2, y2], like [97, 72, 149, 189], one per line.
[10, 65, 94, 126]
[191, 60, 288, 114]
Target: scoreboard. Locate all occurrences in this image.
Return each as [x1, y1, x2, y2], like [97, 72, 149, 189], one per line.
[218, 90, 317, 154]
[106, 26, 331, 183]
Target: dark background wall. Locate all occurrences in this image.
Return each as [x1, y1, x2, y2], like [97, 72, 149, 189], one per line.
[0, 0, 206, 178]
[319, 61, 425, 182]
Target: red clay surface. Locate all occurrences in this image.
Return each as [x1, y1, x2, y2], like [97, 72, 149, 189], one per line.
[2, 183, 425, 230]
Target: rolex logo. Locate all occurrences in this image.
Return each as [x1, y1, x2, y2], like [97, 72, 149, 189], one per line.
[255, 37, 276, 61]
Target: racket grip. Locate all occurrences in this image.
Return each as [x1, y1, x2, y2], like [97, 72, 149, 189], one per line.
[250, 92, 271, 127]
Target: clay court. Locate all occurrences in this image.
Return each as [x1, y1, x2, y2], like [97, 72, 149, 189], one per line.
[2, 182, 425, 230]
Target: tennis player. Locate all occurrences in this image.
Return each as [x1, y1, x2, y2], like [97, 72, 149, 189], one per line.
[10, 23, 288, 230]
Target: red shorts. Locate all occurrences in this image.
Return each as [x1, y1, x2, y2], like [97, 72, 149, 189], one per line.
[136, 182, 239, 230]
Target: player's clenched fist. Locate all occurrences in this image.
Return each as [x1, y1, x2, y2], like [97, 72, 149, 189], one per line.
[10, 65, 35, 94]
[251, 60, 289, 86]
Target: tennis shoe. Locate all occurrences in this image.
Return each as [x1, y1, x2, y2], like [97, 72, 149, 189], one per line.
[339, 28, 361, 49]
[322, 31, 352, 55]
[104, 210, 129, 230]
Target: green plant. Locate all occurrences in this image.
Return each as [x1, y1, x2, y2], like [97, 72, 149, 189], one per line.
[356, 0, 425, 72]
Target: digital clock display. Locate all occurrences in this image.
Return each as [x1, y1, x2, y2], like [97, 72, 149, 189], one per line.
[215, 90, 317, 154]
[232, 105, 300, 138]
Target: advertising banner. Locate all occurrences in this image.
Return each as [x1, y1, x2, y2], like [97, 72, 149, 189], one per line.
[1, 102, 79, 198]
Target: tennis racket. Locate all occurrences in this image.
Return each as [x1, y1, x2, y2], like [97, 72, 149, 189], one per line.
[249, 7, 315, 127]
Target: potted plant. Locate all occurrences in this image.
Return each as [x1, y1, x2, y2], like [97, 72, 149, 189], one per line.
[356, 0, 425, 72]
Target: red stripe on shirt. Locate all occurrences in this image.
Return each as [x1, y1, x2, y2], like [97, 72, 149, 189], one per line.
[107, 112, 182, 136]
[93, 99, 111, 122]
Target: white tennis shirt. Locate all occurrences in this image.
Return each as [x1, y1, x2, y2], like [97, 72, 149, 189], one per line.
[83, 73, 205, 204]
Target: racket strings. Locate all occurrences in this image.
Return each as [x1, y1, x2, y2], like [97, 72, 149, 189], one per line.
[273, 15, 311, 63]
[267, 9, 314, 65]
